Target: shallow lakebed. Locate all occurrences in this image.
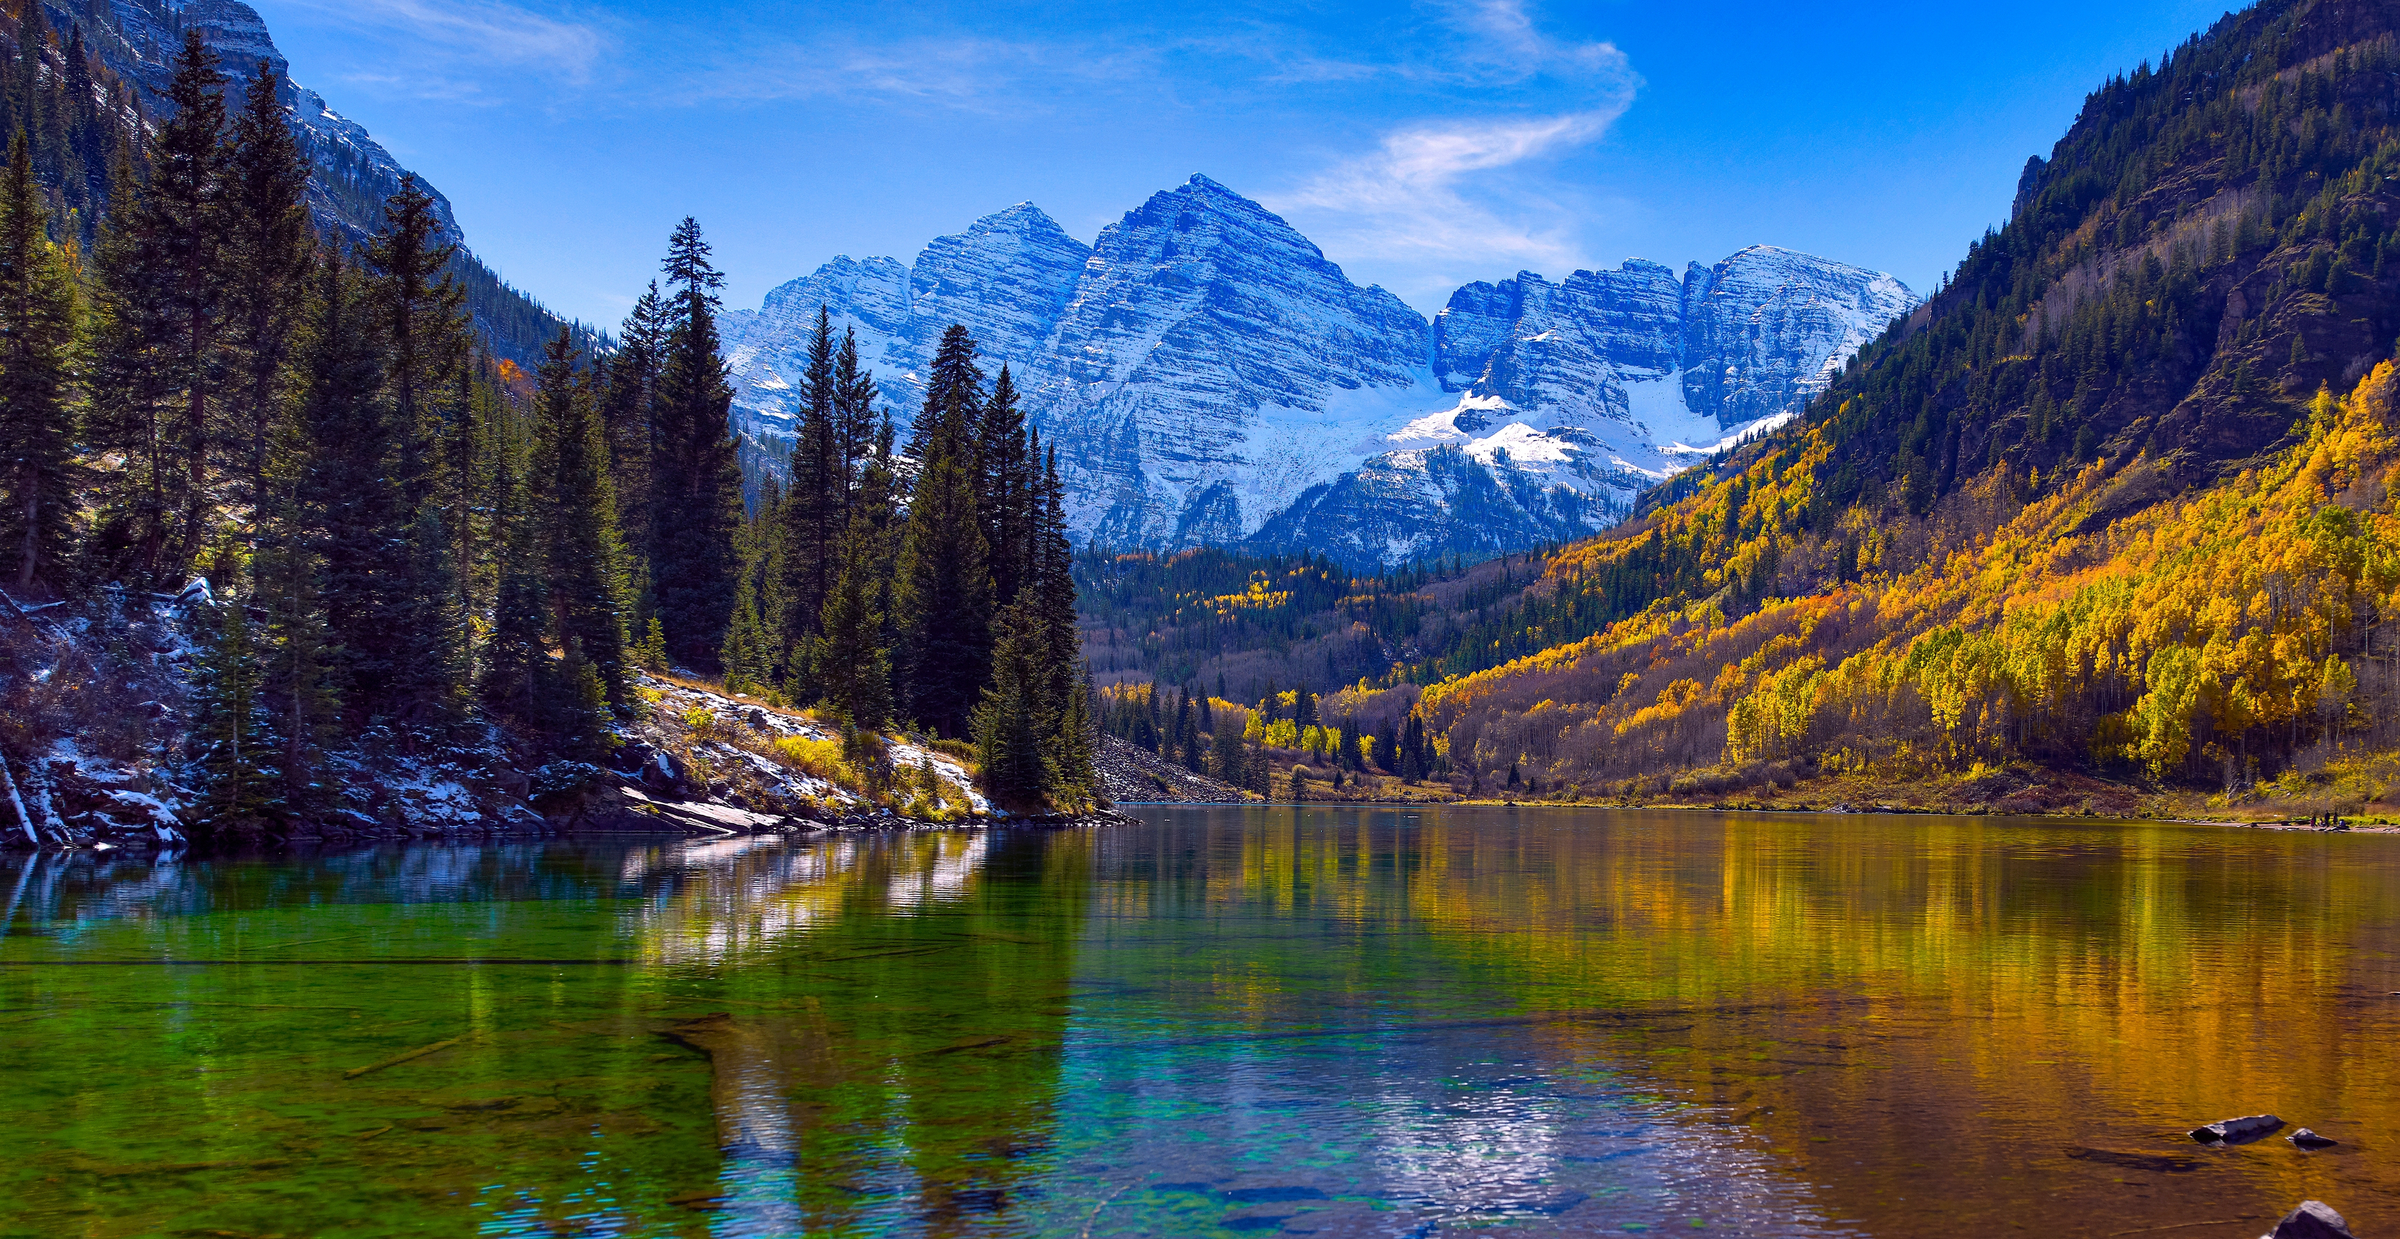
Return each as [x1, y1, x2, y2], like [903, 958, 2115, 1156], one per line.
[2, 807, 2396, 1237]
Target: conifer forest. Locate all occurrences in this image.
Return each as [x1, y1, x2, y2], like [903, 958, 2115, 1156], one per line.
[9, 3, 2400, 1237]
[0, 26, 1093, 843]
[11, 0, 2400, 840]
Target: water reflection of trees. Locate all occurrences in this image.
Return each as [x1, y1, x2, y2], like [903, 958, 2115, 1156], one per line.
[613, 828, 1093, 1237]
[0, 842, 625, 946]
[614, 831, 993, 967]
[1090, 808, 2400, 1236]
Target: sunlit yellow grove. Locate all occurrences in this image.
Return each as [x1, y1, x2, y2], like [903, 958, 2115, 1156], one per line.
[1411, 364, 2400, 796]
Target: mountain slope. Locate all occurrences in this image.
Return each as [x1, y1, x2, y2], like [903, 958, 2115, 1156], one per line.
[61, 0, 585, 365]
[723, 204, 1092, 431]
[1351, 0, 2400, 807]
[729, 178, 1915, 567]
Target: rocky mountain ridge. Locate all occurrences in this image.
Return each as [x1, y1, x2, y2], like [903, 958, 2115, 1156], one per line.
[56, 0, 582, 363]
[726, 176, 1916, 569]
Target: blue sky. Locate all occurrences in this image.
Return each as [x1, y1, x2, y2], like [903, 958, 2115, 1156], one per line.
[248, 0, 2235, 330]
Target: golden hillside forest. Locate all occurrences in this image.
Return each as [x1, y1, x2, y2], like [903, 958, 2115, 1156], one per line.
[1088, 1, 2400, 818]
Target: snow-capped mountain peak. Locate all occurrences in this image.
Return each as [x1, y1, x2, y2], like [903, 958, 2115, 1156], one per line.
[725, 179, 1917, 569]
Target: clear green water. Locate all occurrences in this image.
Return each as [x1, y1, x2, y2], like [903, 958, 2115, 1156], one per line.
[4, 807, 2397, 1237]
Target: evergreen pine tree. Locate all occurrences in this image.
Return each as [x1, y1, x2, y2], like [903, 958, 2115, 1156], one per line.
[981, 364, 1033, 606]
[972, 593, 1051, 806]
[293, 252, 413, 728]
[1212, 710, 1244, 785]
[896, 327, 991, 737]
[1029, 443, 1091, 800]
[362, 176, 467, 517]
[648, 217, 741, 671]
[221, 60, 312, 520]
[59, 25, 103, 236]
[252, 425, 338, 813]
[1049, 666, 1098, 812]
[83, 147, 152, 580]
[0, 132, 79, 595]
[814, 511, 894, 729]
[479, 419, 546, 727]
[719, 584, 774, 694]
[910, 324, 985, 459]
[778, 305, 839, 682]
[191, 598, 271, 831]
[834, 327, 878, 487]
[632, 616, 668, 671]
[95, 31, 229, 580]
[363, 177, 474, 702]
[600, 281, 666, 618]
[530, 329, 628, 704]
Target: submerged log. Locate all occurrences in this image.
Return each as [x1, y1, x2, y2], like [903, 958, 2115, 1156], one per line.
[342, 1036, 464, 1080]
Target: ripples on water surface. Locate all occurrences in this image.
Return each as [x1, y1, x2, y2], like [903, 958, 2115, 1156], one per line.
[2, 807, 2397, 1237]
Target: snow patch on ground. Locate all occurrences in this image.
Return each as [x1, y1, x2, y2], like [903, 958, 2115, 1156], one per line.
[643, 676, 993, 817]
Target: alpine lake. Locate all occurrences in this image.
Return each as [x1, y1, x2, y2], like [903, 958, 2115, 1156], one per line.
[3, 806, 2396, 1238]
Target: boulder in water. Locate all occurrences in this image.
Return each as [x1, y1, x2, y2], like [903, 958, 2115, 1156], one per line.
[2262, 1201, 2355, 1239]
[2288, 1129, 2339, 1150]
[2190, 1113, 2283, 1144]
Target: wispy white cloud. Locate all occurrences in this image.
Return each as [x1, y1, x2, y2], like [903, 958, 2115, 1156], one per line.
[1275, 112, 1617, 267]
[1447, 0, 1624, 80]
[1267, 2, 1635, 290]
[274, 0, 608, 86]
[694, 36, 1114, 109]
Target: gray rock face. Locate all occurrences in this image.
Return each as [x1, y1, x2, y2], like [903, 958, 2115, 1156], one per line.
[726, 178, 1915, 569]
[1680, 247, 1917, 429]
[1034, 176, 1431, 546]
[723, 256, 911, 431]
[722, 205, 1090, 432]
[1252, 445, 1613, 570]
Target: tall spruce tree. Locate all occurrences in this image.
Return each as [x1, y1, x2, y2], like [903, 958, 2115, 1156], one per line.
[835, 327, 878, 489]
[1032, 443, 1093, 800]
[251, 398, 338, 813]
[722, 476, 780, 694]
[221, 61, 311, 522]
[190, 597, 271, 832]
[363, 177, 466, 513]
[362, 176, 476, 689]
[0, 133, 79, 594]
[600, 280, 666, 618]
[897, 327, 992, 738]
[83, 144, 144, 576]
[479, 406, 546, 728]
[294, 251, 422, 728]
[981, 364, 1033, 607]
[775, 306, 840, 687]
[90, 31, 228, 580]
[973, 594, 1052, 805]
[648, 217, 742, 671]
[530, 329, 629, 704]
[352, 186, 470, 727]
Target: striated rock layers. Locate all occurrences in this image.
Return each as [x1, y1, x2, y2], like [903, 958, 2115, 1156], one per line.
[726, 175, 1916, 569]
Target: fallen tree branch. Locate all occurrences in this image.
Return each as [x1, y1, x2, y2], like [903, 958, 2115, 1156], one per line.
[342, 1036, 465, 1080]
[0, 754, 35, 849]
